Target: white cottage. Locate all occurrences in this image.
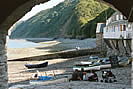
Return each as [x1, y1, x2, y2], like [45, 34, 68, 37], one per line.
[103, 12, 133, 56]
[103, 12, 133, 39]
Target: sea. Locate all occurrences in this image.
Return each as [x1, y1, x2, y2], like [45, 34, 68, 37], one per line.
[8, 39, 40, 48]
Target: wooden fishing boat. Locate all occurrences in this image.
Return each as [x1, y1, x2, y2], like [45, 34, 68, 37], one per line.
[73, 65, 100, 71]
[73, 58, 111, 71]
[73, 64, 112, 71]
[75, 61, 93, 66]
[80, 61, 93, 65]
[30, 76, 53, 85]
[25, 61, 48, 69]
[118, 56, 130, 66]
[99, 64, 111, 69]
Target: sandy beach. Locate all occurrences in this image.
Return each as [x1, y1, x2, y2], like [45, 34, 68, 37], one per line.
[7, 38, 131, 89]
[7, 38, 96, 60]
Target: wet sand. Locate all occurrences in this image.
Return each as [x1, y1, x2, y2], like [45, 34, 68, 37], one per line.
[7, 38, 96, 60]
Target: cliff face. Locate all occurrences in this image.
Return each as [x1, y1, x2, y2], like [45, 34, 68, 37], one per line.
[10, 0, 115, 39]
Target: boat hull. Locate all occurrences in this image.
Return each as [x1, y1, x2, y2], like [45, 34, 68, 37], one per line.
[73, 64, 112, 71]
[73, 66, 100, 71]
[25, 62, 48, 69]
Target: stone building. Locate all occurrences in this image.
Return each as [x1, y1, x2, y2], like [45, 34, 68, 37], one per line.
[96, 23, 107, 56]
[103, 12, 133, 56]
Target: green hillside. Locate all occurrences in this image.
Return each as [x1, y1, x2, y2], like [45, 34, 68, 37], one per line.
[10, 0, 115, 39]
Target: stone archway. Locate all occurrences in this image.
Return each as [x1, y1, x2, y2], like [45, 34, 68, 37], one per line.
[0, 0, 50, 89]
[0, 0, 132, 89]
[97, 0, 133, 22]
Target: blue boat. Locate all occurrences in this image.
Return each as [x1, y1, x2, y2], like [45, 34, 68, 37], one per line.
[38, 76, 52, 81]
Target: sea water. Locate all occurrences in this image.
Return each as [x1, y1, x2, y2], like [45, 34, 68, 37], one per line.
[8, 39, 40, 48]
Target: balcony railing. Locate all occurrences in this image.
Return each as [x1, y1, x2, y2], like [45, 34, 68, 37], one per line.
[103, 30, 132, 39]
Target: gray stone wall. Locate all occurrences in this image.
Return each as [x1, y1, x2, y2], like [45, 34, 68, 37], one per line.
[96, 33, 107, 56]
[106, 39, 132, 56]
[0, 1, 50, 89]
[0, 31, 8, 89]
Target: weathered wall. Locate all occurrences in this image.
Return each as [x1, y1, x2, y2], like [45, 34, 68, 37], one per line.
[96, 33, 107, 56]
[0, 0, 49, 89]
[97, 0, 133, 22]
[0, 30, 8, 89]
[0, 0, 49, 33]
[105, 39, 132, 56]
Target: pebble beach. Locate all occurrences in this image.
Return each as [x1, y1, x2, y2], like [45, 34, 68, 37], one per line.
[7, 38, 132, 89]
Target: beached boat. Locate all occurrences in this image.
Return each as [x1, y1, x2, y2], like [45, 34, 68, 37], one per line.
[92, 57, 110, 66]
[80, 61, 93, 65]
[25, 61, 48, 69]
[75, 61, 93, 66]
[73, 63, 112, 71]
[73, 58, 112, 71]
[88, 56, 99, 61]
[118, 56, 131, 66]
[73, 64, 100, 71]
[99, 64, 111, 69]
[30, 76, 53, 85]
[91, 57, 111, 69]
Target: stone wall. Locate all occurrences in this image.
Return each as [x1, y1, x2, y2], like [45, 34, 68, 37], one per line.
[0, 1, 50, 89]
[96, 33, 107, 56]
[105, 39, 132, 56]
[0, 0, 49, 33]
[0, 31, 8, 89]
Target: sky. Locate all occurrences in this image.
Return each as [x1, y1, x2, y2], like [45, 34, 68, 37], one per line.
[21, 0, 64, 21]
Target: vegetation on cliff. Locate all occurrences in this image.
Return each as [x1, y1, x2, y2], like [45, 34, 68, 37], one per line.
[10, 0, 115, 39]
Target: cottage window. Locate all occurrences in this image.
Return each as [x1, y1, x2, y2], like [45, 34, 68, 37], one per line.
[120, 24, 122, 31]
[123, 25, 126, 31]
[116, 15, 119, 20]
[120, 15, 123, 20]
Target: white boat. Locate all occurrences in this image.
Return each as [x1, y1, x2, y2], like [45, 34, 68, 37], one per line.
[73, 65, 100, 71]
[80, 61, 93, 65]
[73, 63, 112, 71]
[74, 61, 93, 66]
[100, 64, 111, 69]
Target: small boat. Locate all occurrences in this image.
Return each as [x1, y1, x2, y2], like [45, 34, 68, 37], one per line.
[91, 58, 111, 69]
[100, 64, 111, 69]
[73, 57, 112, 71]
[88, 56, 99, 61]
[73, 60, 102, 71]
[73, 63, 112, 71]
[30, 76, 53, 85]
[25, 61, 48, 69]
[73, 64, 100, 71]
[92, 57, 110, 66]
[118, 56, 130, 66]
[75, 61, 93, 66]
[38, 76, 52, 80]
[80, 61, 93, 65]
